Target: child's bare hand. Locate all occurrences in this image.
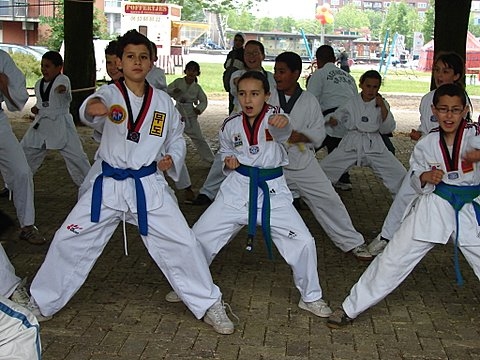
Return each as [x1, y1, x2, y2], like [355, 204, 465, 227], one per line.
[409, 129, 422, 141]
[288, 130, 309, 144]
[268, 114, 288, 128]
[86, 98, 108, 117]
[327, 117, 338, 127]
[31, 106, 39, 115]
[463, 149, 480, 163]
[0, 73, 9, 92]
[194, 108, 202, 115]
[157, 154, 173, 171]
[224, 155, 240, 169]
[55, 85, 67, 93]
[375, 94, 384, 108]
[420, 169, 444, 186]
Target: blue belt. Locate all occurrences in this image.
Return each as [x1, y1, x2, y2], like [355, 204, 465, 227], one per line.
[433, 181, 480, 285]
[235, 164, 283, 259]
[91, 161, 157, 236]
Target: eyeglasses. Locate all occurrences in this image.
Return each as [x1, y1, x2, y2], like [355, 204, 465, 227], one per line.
[434, 106, 464, 114]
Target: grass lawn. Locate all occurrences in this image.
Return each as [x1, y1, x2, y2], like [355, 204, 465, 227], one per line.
[165, 62, 480, 97]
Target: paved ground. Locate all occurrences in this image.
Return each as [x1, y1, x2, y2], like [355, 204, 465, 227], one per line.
[1, 95, 480, 360]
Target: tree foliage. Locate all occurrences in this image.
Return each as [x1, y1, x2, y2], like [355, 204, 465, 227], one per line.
[381, 1, 421, 49]
[334, 4, 370, 33]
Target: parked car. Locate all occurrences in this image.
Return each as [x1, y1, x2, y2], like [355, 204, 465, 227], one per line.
[27, 45, 50, 56]
[0, 43, 43, 61]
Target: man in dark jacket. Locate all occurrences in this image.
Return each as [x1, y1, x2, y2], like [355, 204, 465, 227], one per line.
[223, 33, 245, 113]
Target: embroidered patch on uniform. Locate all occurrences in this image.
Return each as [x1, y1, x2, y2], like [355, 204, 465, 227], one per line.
[462, 160, 474, 173]
[430, 114, 438, 123]
[288, 230, 297, 239]
[66, 224, 83, 235]
[265, 129, 273, 141]
[447, 171, 459, 180]
[249, 145, 259, 154]
[233, 134, 243, 147]
[269, 188, 276, 194]
[150, 111, 166, 137]
[109, 104, 126, 124]
[361, 116, 369, 122]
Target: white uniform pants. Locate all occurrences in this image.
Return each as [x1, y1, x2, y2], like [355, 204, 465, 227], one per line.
[321, 148, 406, 198]
[0, 245, 20, 298]
[284, 159, 364, 252]
[342, 213, 480, 319]
[184, 116, 214, 164]
[175, 164, 192, 190]
[0, 117, 35, 227]
[21, 124, 91, 187]
[193, 193, 324, 302]
[0, 295, 41, 360]
[199, 153, 226, 200]
[30, 189, 222, 319]
[380, 168, 416, 240]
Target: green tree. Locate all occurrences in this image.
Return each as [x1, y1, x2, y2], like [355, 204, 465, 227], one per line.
[381, 1, 422, 49]
[422, 0, 434, 42]
[334, 4, 370, 33]
[469, 12, 480, 37]
[364, 10, 383, 40]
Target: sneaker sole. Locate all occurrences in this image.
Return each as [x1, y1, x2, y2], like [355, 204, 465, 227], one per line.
[203, 317, 234, 335]
[298, 301, 332, 318]
[326, 319, 351, 329]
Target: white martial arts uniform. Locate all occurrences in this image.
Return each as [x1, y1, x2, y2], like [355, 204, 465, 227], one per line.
[342, 121, 480, 319]
[0, 245, 20, 298]
[306, 62, 357, 139]
[146, 66, 167, 92]
[167, 77, 214, 163]
[269, 89, 365, 252]
[194, 69, 277, 200]
[0, 50, 35, 228]
[21, 73, 91, 187]
[379, 90, 473, 240]
[320, 94, 407, 197]
[0, 295, 41, 360]
[30, 81, 223, 319]
[193, 104, 325, 302]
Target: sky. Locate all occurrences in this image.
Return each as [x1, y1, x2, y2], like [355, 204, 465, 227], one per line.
[252, 0, 318, 20]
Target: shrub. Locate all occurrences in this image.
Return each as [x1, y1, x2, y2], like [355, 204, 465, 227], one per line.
[10, 52, 42, 87]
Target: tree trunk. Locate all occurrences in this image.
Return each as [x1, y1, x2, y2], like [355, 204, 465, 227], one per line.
[433, 0, 472, 89]
[63, 0, 95, 123]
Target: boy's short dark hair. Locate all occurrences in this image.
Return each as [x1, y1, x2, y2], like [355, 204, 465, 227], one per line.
[315, 45, 335, 63]
[245, 40, 265, 56]
[433, 83, 466, 106]
[42, 51, 63, 67]
[185, 60, 200, 75]
[359, 69, 382, 84]
[275, 51, 302, 74]
[116, 30, 152, 59]
[434, 51, 465, 84]
[237, 70, 270, 94]
[105, 40, 118, 56]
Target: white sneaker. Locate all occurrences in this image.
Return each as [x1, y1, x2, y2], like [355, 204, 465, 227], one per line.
[165, 290, 182, 303]
[351, 244, 373, 261]
[368, 234, 389, 256]
[25, 297, 52, 322]
[10, 278, 30, 307]
[298, 299, 333, 318]
[204, 300, 235, 335]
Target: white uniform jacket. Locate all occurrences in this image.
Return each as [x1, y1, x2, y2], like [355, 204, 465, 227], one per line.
[269, 90, 326, 170]
[0, 50, 28, 115]
[409, 122, 480, 245]
[218, 104, 293, 210]
[333, 94, 395, 161]
[167, 77, 207, 119]
[26, 74, 73, 149]
[79, 82, 185, 213]
[306, 62, 357, 138]
[146, 66, 167, 92]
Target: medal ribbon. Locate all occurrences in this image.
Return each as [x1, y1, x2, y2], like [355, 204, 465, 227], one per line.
[439, 119, 466, 172]
[115, 79, 153, 135]
[242, 103, 269, 146]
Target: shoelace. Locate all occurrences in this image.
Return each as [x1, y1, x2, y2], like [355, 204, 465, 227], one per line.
[222, 301, 240, 326]
[11, 278, 30, 306]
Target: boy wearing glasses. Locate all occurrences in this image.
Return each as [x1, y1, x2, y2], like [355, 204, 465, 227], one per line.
[327, 83, 480, 328]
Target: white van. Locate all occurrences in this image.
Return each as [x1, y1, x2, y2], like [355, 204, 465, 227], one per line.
[60, 39, 111, 81]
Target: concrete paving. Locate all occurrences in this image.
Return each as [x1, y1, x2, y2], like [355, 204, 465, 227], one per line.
[1, 98, 480, 360]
